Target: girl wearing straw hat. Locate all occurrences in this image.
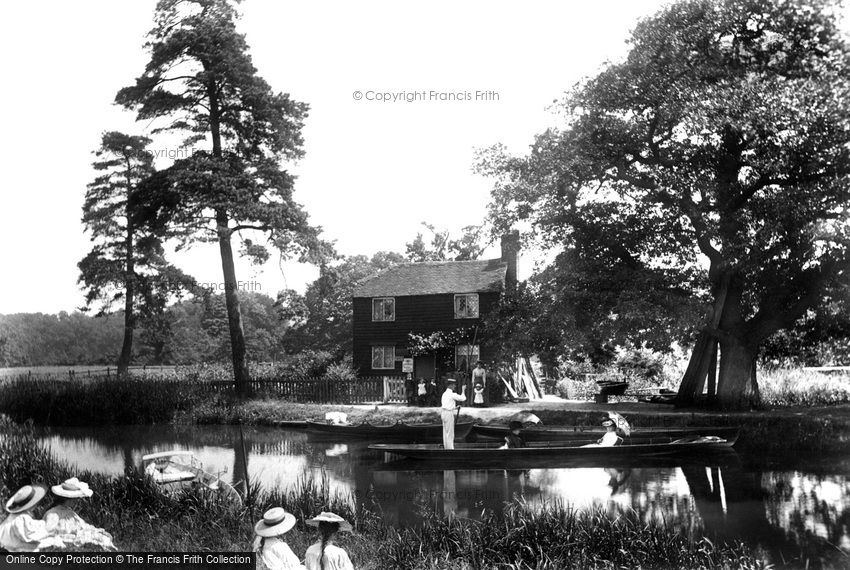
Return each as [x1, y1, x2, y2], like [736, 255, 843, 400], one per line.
[304, 512, 353, 570]
[253, 507, 304, 570]
[44, 478, 115, 550]
[0, 484, 55, 552]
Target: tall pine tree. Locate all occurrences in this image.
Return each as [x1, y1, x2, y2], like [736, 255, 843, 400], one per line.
[117, 0, 329, 393]
[79, 132, 191, 375]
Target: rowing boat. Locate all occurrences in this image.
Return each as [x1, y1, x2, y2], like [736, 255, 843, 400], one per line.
[369, 436, 735, 462]
[142, 450, 242, 505]
[306, 420, 475, 442]
[470, 424, 740, 443]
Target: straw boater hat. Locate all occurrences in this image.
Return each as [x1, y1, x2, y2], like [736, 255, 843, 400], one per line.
[446, 378, 457, 384]
[306, 511, 352, 532]
[52, 477, 94, 499]
[254, 507, 296, 537]
[5, 484, 48, 514]
[601, 419, 615, 427]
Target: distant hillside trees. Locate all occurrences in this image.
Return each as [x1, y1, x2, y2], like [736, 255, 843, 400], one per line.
[0, 292, 289, 368]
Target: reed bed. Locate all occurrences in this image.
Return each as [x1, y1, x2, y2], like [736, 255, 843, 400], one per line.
[0, 376, 202, 425]
[0, 419, 771, 568]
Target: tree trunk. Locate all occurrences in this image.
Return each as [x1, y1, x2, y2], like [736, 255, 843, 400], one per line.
[675, 331, 715, 406]
[117, 168, 135, 378]
[716, 336, 759, 409]
[217, 209, 250, 396]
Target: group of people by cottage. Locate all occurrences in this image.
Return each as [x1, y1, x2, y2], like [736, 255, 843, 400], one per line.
[415, 361, 493, 408]
[0, 478, 115, 553]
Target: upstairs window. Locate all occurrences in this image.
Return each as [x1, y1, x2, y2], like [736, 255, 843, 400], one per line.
[372, 346, 395, 369]
[372, 297, 395, 321]
[454, 293, 479, 319]
[455, 344, 480, 371]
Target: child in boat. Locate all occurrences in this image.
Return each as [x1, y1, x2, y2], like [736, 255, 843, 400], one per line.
[253, 507, 304, 570]
[501, 420, 526, 448]
[0, 484, 62, 552]
[304, 512, 354, 570]
[473, 384, 485, 407]
[44, 478, 115, 551]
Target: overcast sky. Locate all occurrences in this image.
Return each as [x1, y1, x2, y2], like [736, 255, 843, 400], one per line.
[5, 0, 842, 315]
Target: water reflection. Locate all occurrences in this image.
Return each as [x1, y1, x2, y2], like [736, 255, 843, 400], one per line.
[34, 425, 850, 566]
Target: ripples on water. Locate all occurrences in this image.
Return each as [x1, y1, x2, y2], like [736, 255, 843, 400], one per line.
[34, 424, 850, 566]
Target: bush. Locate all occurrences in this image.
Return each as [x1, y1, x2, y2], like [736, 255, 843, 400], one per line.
[615, 346, 666, 382]
[281, 350, 336, 377]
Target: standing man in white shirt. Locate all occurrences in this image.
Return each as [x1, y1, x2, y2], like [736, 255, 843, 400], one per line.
[440, 378, 466, 449]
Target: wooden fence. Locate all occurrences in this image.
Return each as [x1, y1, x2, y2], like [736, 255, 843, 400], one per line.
[194, 376, 403, 404]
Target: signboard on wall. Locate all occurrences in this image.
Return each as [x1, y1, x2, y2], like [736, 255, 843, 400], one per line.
[402, 358, 414, 373]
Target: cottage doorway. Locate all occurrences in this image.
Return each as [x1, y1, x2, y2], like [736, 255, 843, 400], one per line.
[414, 355, 436, 380]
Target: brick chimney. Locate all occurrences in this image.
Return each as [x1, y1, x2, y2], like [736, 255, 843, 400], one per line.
[500, 230, 520, 292]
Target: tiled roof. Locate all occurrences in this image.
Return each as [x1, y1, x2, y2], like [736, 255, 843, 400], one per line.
[353, 259, 507, 297]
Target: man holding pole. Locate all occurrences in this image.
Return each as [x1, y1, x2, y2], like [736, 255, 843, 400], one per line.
[440, 378, 466, 449]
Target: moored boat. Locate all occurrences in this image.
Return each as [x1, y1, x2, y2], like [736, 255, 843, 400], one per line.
[306, 420, 475, 442]
[471, 424, 740, 444]
[369, 436, 736, 463]
[142, 450, 242, 505]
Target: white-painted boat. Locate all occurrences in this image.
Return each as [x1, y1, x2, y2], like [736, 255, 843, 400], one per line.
[142, 450, 242, 506]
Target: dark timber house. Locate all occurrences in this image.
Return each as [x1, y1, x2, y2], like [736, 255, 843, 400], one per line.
[352, 231, 519, 379]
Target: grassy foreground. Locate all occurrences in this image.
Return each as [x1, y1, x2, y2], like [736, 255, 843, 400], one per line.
[0, 419, 769, 569]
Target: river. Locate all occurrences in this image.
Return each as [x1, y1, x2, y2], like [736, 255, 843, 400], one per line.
[34, 424, 850, 567]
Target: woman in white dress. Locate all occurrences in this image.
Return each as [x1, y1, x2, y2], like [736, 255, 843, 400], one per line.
[253, 507, 304, 570]
[0, 484, 55, 552]
[581, 419, 623, 447]
[304, 512, 354, 570]
[44, 477, 115, 550]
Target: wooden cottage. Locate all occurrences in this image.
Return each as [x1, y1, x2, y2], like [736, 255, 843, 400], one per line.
[352, 231, 519, 379]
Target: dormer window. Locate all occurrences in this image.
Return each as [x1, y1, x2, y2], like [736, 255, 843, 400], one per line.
[454, 293, 479, 319]
[372, 297, 395, 321]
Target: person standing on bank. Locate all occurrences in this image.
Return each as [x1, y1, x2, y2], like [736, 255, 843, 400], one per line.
[471, 361, 488, 406]
[440, 378, 466, 449]
[304, 512, 353, 570]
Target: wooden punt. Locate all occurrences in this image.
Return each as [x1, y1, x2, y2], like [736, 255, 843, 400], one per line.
[306, 420, 475, 442]
[368, 436, 736, 463]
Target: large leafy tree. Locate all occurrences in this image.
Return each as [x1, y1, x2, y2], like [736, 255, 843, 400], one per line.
[79, 132, 191, 376]
[279, 251, 405, 356]
[480, 0, 850, 409]
[117, 0, 329, 393]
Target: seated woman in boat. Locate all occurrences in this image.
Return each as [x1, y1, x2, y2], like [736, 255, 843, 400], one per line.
[0, 484, 62, 552]
[501, 421, 526, 449]
[581, 420, 623, 447]
[44, 478, 115, 551]
[253, 507, 304, 570]
[304, 512, 354, 570]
